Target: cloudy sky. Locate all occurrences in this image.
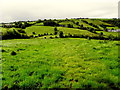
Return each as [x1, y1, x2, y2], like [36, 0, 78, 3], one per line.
[0, 0, 119, 22]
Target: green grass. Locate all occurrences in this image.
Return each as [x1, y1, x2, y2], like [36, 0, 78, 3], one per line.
[1, 18, 120, 89]
[106, 27, 119, 30]
[23, 25, 99, 38]
[83, 19, 108, 30]
[73, 19, 97, 29]
[57, 27, 98, 37]
[27, 21, 36, 25]
[24, 26, 55, 35]
[34, 22, 43, 26]
[2, 38, 119, 89]
[59, 21, 79, 28]
[73, 19, 119, 30]
[96, 31, 119, 37]
[84, 19, 111, 25]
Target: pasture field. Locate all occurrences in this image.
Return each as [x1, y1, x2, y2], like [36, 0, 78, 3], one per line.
[2, 38, 120, 89]
[24, 26, 55, 35]
[23, 25, 99, 37]
[59, 21, 79, 28]
[1, 18, 120, 89]
[96, 31, 119, 37]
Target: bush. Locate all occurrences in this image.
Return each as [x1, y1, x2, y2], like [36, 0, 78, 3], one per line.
[32, 32, 36, 35]
[108, 34, 115, 40]
[11, 51, 17, 56]
[54, 32, 57, 35]
[54, 27, 57, 31]
[59, 31, 64, 38]
[67, 24, 73, 28]
[21, 24, 26, 29]
[18, 29, 26, 33]
[54, 27, 58, 35]
[36, 19, 42, 23]
[76, 22, 79, 25]
[43, 20, 59, 26]
[44, 33, 47, 35]
[100, 32, 103, 36]
[38, 34, 41, 37]
[49, 37, 53, 39]
[55, 36, 58, 38]
[2, 29, 29, 40]
[68, 33, 72, 37]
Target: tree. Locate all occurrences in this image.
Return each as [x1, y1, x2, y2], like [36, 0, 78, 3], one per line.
[104, 28, 108, 32]
[68, 33, 72, 37]
[76, 22, 79, 25]
[32, 32, 36, 35]
[59, 31, 64, 38]
[54, 27, 58, 35]
[100, 32, 103, 36]
[67, 24, 73, 28]
[36, 19, 42, 23]
[89, 28, 94, 32]
[80, 24, 83, 28]
[43, 20, 59, 26]
[14, 21, 22, 28]
[54, 27, 57, 31]
[21, 24, 26, 29]
[24, 22, 30, 27]
[108, 34, 114, 40]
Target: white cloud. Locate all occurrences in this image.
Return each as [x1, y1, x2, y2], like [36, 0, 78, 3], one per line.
[0, 0, 119, 22]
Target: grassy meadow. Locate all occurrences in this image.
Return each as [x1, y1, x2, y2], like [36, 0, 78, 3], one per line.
[2, 38, 120, 89]
[1, 18, 120, 89]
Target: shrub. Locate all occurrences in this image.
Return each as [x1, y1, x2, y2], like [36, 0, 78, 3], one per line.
[108, 34, 114, 40]
[54, 27, 58, 31]
[68, 33, 72, 37]
[2, 29, 29, 40]
[76, 22, 79, 25]
[55, 36, 58, 38]
[18, 29, 26, 33]
[32, 32, 36, 35]
[67, 24, 73, 28]
[11, 51, 17, 56]
[38, 34, 41, 37]
[54, 32, 57, 35]
[43, 20, 59, 26]
[36, 19, 42, 23]
[100, 32, 103, 36]
[44, 33, 47, 35]
[54, 27, 58, 35]
[59, 31, 64, 38]
[1, 49, 6, 52]
[50, 37, 53, 39]
[21, 24, 26, 29]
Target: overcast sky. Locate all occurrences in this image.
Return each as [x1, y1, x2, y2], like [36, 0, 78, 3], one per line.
[0, 0, 119, 22]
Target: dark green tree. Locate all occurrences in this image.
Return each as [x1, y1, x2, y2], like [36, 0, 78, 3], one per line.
[59, 31, 64, 38]
[36, 19, 42, 23]
[54, 27, 58, 35]
[76, 22, 79, 25]
[43, 20, 59, 26]
[32, 32, 36, 35]
[67, 24, 73, 28]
